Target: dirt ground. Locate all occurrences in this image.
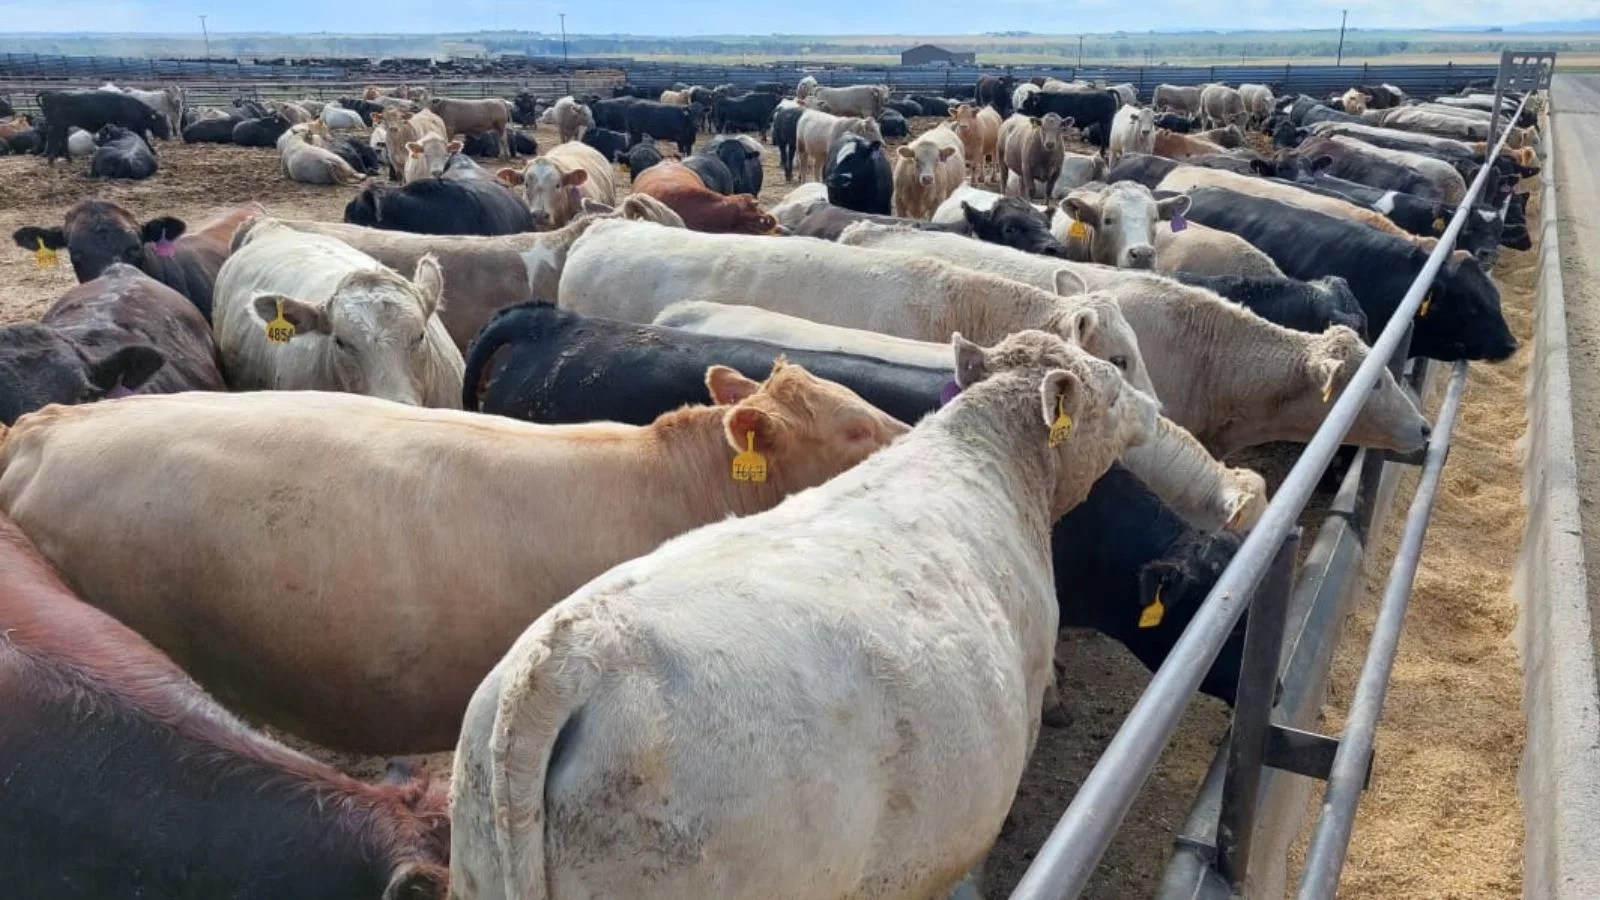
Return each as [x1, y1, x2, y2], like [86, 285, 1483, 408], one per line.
[0, 113, 1521, 898]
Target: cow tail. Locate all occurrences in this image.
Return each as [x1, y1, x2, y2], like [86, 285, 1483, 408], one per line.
[459, 305, 528, 412]
[487, 617, 608, 900]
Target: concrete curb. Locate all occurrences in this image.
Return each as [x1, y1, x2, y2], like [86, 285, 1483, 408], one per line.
[1517, 115, 1600, 900]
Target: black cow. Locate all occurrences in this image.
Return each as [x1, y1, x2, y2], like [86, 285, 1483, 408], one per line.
[232, 114, 292, 148]
[623, 100, 695, 154]
[1179, 186, 1516, 361]
[885, 98, 924, 118]
[976, 75, 1016, 117]
[1171, 272, 1369, 337]
[590, 97, 636, 132]
[1274, 174, 1521, 259]
[712, 92, 781, 140]
[1020, 89, 1118, 148]
[6, 128, 44, 156]
[335, 97, 386, 126]
[621, 135, 667, 182]
[182, 116, 241, 144]
[510, 92, 542, 125]
[89, 126, 157, 181]
[1266, 115, 1309, 148]
[688, 101, 710, 135]
[612, 83, 655, 100]
[0, 95, 13, 118]
[1154, 112, 1199, 133]
[750, 81, 785, 96]
[580, 126, 631, 164]
[36, 90, 170, 163]
[321, 134, 382, 175]
[344, 169, 533, 236]
[772, 105, 806, 182]
[823, 133, 892, 215]
[462, 302, 1251, 706]
[792, 203, 970, 240]
[1275, 137, 1441, 200]
[909, 95, 951, 117]
[1354, 84, 1406, 109]
[461, 129, 536, 158]
[682, 154, 737, 194]
[958, 198, 1069, 257]
[699, 135, 763, 196]
[232, 98, 271, 119]
[876, 109, 909, 138]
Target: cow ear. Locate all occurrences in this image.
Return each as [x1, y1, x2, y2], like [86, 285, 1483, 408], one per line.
[1062, 196, 1100, 228]
[1039, 368, 1083, 434]
[382, 862, 447, 900]
[140, 216, 186, 245]
[12, 226, 67, 251]
[495, 167, 525, 187]
[1029, 117, 1042, 128]
[723, 404, 776, 455]
[406, 142, 424, 158]
[446, 140, 462, 154]
[705, 365, 762, 405]
[410, 254, 445, 317]
[1310, 155, 1334, 173]
[1156, 194, 1192, 222]
[1069, 306, 1101, 345]
[1053, 269, 1087, 296]
[87, 345, 165, 395]
[896, 146, 915, 160]
[952, 332, 988, 389]
[937, 146, 956, 161]
[960, 202, 985, 229]
[1061, 117, 1075, 129]
[252, 294, 328, 335]
[563, 168, 589, 187]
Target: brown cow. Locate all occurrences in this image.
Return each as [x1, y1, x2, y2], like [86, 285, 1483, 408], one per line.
[1152, 129, 1230, 159]
[950, 104, 1001, 184]
[633, 161, 782, 234]
[426, 97, 511, 157]
[0, 511, 451, 899]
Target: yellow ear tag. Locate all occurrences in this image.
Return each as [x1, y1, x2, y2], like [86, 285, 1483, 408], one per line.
[1048, 397, 1073, 447]
[1432, 216, 1447, 233]
[1418, 292, 1432, 319]
[1138, 586, 1165, 629]
[1321, 380, 1334, 403]
[265, 300, 296, 344]
[1067, 217, 1088, 240]
[33, 237, 58, 269]
[731, 431, 768, 483]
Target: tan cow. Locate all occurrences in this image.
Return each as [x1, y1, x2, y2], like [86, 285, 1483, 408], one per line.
[266, 101, 311, 125]
[276, 125, 364, 186]
[427, 97, 511, 156]
[1339, 88, 1370, 115]
[998, 112, 1069, 200]
[660, 89, 692, 106]
[1199, 84, 1245, 129]
[892, 127, 966, 220]
[213, 219, 462, 406]
[380, 108, 449, 181]
[448, 332, 1155, 900]
[497, 141, 619, 230]
[402, 133, 464, 183]
[808, 84, 888, 118]
[1153, 221, 1285, 278]
[0, 364, 906, 753]
[1152, 129, 1229, 159]
[1156, 165, 1434, 248]
[794, 109, 882, 182]
[1239, 83, 1274, 126]
[950, 104, 1000, 184]
[1154, 83, 1203, 114]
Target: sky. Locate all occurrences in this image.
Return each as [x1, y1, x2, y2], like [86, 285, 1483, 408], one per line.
[0, 0, 1595, 35]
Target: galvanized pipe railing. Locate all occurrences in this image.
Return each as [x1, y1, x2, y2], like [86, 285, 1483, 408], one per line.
[1007, 85, 1535, 900]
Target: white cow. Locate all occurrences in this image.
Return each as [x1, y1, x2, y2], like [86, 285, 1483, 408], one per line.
[808, 83, 889, 118]
[795, 109, 882, 182]
[277, 125, 365, 185]
[320, 102, 366, 130]
[544, 96, 594, 143]
[212, 219, 463, 407]
[449, 331, 1158, 900]
[1061, 181, 1191, 269]
[100, 83, 184, 136]
[1108, 105, 1156, 162]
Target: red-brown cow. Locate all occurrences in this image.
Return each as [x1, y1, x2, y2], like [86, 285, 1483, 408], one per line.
[0, 511, 450, 900]
[631, 161, 782, 235]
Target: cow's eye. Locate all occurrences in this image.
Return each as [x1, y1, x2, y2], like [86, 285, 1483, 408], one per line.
[1110, 355, 1129, 371]
[412, 332, 426, 347]
[334, 336, 351, 351]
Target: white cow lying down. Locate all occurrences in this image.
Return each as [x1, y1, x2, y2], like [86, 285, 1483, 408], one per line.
[449, 331, 1160, 900]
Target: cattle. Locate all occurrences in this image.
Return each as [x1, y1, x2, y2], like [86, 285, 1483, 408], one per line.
[1318, 135, 1471, 204]
[232, 113, 292, 147]
[400, 133, 463, 183]
[266, 101, 312, 125]
[13, 200, 257, 321]
[1239, 83, 1275, 125]
[0, 265, 223, 424]
[1315, 121, 1539, 189]
[0, 513, 452, 899]
[1154, 84, 1203, 114]
[795, 75, 820, 100]
[976, 74, 1016, 117]
[769, 103, 806, 182]
[950, 103, 1001, 184]
[539, 95, 591, 144]
[213, 220, 463, 405]
[1277, 134, 1458, 203]
[1011, 83, 1041, 115]
[36, 90, 170, 162]
[910, 95, 953, 117]
[999, 112, 1069, 199]
[877, 108, 909, 138]
[632, 161, 779, 235]
[336, 96, 386, 125]
[713, 91, 782, 139]
[427, 97, 510, 156]
[0, 95, 12, 118]
[1154, 111, 1199, 133]
[589, 97, 636, 133]
[1358, 83, 1407, 109]
[621, 99, 696, 154]
[1372, 106, 1516, 144]
[99, 83, 185, 136]
[461, 129, 535, 158]
[1171, 272, 1368, 336]
[809, 84, 889, 118]
[1020, 88, 1116, 148]
[1053, 152, 1109, 196]
[1108, 83, 1138, 107]
[380, 108, 449, 181]
[700, 134, 764, 195]
[1152, 128, 1229, 159]
[621, 133, 669, 181]
[319, 102, 365, 130]
[344, 170, 534, 237]
[559, 219, 1156, 397]
[232, 97, 271, 119]
[653, 300, 951, 368]
[1199, 84, 1246, 129]
[278, 125, 364, 185]
[795, 109, 882, 183]
[813, 131, 893, 215]
[496, 141, 619, 230]
[4, 125, 42, 156]
[579, 125, 631, 164]
[947, 196, 1067, 257]
[0, 363, 901, 755]
[88, 125, 158, 180]
[791, 203, 968, 241]
[1060, 180, 1190, 269]
[1338, 88, 1369, 115]
[892, 127, 966, 220]
[183, 114, 241, 143]
[313, 129, 382, 176]
[448, 331, 1153, 900]
[660, 89, 691, 106]
[1197, 125, 1244, 148]
[1153, 221, 1285, 278]
[1109, 105, 1156, 162]
[822, 222, 1430, 454]
[66, 127, 98, 157]
[682, 153, 736, 194]
[1279, 172, 1519, 259]
[1177, 186, 1517, 361]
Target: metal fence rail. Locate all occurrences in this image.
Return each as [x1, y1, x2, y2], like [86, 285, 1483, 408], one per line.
[1007, 49, 1553, 900]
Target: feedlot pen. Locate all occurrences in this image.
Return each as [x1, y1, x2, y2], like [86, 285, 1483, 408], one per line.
[0, 81, 1541, 900]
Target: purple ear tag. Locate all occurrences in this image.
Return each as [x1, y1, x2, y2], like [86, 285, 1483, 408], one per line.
[567, 185, 582, 201]
[1170, 213, 1188, 233]
[153, 233, 176, 258]
[106, 383, 136, 399]
[938, 379, 962, 407]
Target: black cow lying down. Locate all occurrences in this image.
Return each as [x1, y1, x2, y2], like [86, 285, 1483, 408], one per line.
[462, 302, 1254, 709]
[89, 126, 158, 180]
[344, 166, 533, 236]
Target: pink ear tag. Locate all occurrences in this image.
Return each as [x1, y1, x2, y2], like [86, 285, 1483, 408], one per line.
[1170, 213, 1188, 233]
[938, 379, 961, 407]
[154, 236, 176, 258]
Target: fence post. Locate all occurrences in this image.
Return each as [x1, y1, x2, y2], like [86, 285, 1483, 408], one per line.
[1285, 63, 1292, 93]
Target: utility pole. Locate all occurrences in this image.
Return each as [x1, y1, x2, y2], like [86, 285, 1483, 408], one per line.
[1078, 34, 1084, 68]
[198, 15, 210, 60]
[560, 13, 569, 65]
[1336, 9, 1348, 66]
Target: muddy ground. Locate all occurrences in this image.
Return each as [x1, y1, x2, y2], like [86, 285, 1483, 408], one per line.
[0, 113, 1526, 898]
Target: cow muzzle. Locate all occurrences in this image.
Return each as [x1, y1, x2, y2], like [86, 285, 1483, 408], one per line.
[1123, 245, 1157, 269]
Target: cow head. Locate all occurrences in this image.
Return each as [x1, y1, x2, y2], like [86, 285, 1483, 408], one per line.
[404, 135, 462, 182]
[824, 135, 885, 199]
[1043, 292, 1158, 398]
[249, 255, 447, 407]
[1424, 251, 1518, 362]
[896, 138, 957, 187]
[1302, 326, 1430, 452]
[1119, 524, 1249, 703]
[0, 324, 164, 425]
[706, 360, 907, 492]
[1031, 113, 1068, 152]
[1307, 276, 1369, 338]
[498, 158, 586, 230]
[13, 201, 187, 284]
[961, 198, 1068, 258]
[949, 104, 978, 135]
[1061, 182, 1189, 270]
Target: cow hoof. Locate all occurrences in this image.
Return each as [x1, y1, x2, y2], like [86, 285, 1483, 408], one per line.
[1041, 704, 1074, 729]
